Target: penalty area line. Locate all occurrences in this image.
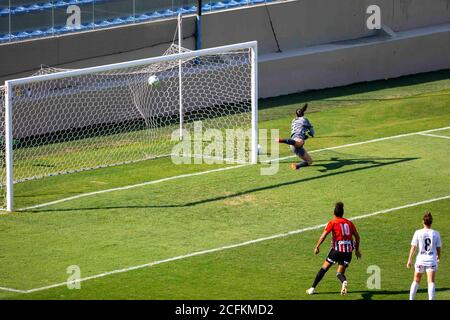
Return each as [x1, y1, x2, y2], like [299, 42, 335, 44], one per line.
[263, 125, 450, 163]
[417, 133, 450, 140]
[3, 194, 449, 294]
[0, 286, 27, 294]
[18, 164, 249, 211]
[18, 125, 450, 212]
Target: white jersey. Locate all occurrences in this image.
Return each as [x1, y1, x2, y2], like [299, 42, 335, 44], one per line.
[411, 228, 441, 266]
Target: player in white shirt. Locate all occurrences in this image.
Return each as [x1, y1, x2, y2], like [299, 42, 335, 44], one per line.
[407, 212, 441, 300]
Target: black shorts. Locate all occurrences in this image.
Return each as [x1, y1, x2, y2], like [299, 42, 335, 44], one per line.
[326, 249, 352, 267]
[290, 145, 306, 157]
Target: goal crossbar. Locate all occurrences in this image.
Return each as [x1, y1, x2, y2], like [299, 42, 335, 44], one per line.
[5, 41, 257, 86]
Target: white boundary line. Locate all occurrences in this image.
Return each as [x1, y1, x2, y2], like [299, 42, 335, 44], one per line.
[18, 164, 248, 211]
[418, 133, 450, 140]
[0, 286, 27, 294]
[18, 126, 450, 211]
[263, 126, 450, 163]
[1, 195, 448, 294]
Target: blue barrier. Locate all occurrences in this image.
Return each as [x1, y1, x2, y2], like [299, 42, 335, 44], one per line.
[0, 8, 11, 17]
[0, 0, 275, 17]
[0, 0, 279, 43]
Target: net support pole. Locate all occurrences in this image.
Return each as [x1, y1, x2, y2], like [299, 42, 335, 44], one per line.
[8, 0, 11, 41]
[4, 81, 14, 212]
[250, 43, 258, 164]
[178, 13, 183, 140]
[196, 0, 202, 50]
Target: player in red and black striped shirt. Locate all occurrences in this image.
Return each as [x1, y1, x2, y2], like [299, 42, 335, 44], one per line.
[306, 202, 361, 295]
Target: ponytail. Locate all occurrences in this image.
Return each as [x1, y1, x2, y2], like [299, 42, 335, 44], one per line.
[423, 212, 433, 226]
[295, 103, 308, 117]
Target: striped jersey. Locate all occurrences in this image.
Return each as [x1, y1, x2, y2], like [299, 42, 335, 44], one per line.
[411, 228, 441, 266]
[291, 117, 315, 140]
[324, 217, 357, 253]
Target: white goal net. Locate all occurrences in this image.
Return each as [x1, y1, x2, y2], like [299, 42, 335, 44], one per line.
[1, 41, 258, 211]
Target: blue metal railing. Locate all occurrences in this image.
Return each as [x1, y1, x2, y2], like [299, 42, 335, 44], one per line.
[0, 0, 279, 43]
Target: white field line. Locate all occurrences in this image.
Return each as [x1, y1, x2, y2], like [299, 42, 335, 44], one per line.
[262, 126, 450, 163]
[418, 133, 450, 140]
[18, 125, 450, 211]
[18, 164, 248, 211]
[0, 286, 27, 294]
[1, 194, 448, 294]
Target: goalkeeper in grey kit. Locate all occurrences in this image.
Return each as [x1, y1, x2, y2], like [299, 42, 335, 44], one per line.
[277, 104, 315, 170]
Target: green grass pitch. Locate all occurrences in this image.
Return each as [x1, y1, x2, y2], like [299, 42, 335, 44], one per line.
[0, 70, 449, 300]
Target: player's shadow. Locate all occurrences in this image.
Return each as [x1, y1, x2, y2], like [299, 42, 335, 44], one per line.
[313, 157, 396, 173]
[26, 156, 418, 212]
[314, 287, 450, 300]
[310, 135, 354, 138]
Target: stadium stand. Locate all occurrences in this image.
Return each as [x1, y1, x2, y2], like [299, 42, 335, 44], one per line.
[0, 0, 276, 42]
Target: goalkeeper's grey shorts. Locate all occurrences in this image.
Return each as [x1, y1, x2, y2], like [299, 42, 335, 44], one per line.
[290, 133, 307, 157]
[290, 145, 306, 157]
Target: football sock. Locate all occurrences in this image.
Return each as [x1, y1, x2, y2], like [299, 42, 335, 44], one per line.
[279, 138, 296, 146]
[409, 281, 419, 300]
[428, 282, 435, 300]
[312, 267, 328, 288]
[297, 161, 309, 168]
[336, 272, 347, 284]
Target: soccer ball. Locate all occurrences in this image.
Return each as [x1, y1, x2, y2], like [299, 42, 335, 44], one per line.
[257, 144, 263, 155]
[147, 75, 160, 86]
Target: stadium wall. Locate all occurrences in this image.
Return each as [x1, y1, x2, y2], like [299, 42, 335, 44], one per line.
[1, 0, 450, 98]
[259, 23, 450, 97]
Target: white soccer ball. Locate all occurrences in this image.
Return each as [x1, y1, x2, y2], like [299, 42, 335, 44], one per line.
[147, 75, 160, 86]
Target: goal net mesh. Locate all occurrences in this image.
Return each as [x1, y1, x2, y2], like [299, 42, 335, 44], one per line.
[0, 44, 254, 210]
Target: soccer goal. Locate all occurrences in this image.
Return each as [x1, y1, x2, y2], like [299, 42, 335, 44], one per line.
[1, 41, 258, 212]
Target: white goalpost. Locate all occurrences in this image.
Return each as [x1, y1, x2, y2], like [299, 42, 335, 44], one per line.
[178, 13, 184, 141]
[1, 40, 258, 212]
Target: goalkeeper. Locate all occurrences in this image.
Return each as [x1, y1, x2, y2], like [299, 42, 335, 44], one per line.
[277, 104, 315, 170]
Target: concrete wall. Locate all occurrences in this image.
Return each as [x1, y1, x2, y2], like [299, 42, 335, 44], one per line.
[259, 24, 450, 97]
[1, 0, 449, 97]
[202, 0, 450, 52]
[393, 0, 450, 30]
[203, 0, 380, 53]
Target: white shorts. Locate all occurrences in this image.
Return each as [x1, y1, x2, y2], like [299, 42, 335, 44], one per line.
[415, 264, 438, 273]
